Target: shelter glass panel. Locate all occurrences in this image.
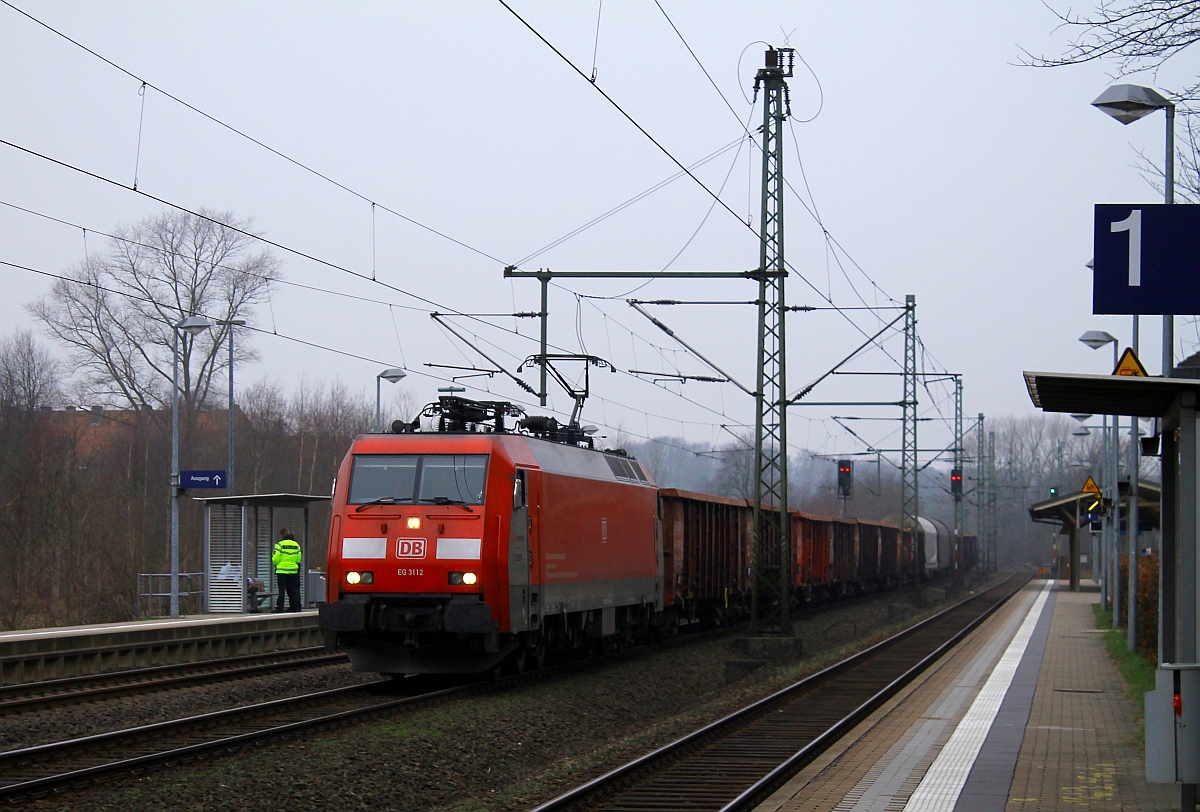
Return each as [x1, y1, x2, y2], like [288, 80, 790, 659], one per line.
[207, 504, 244, 612]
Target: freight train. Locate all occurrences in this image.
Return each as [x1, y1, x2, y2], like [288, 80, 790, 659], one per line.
[318, 396, 977, 675]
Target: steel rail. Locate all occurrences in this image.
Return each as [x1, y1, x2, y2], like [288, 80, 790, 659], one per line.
[0, 606, 755, 803]
[0, 575, 994, 804]
[0, 680, 402, 801]
[718, 573, 1027, 811]
[529, 571, 1026, 812]
[0, 648, 346, 712]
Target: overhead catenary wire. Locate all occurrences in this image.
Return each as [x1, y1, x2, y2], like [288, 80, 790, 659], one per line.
[2, 103, 871, 460]
[0, 199, 432, 317]
[55, 0, 880, 354]
[647, 3, 893, 315]
[3, 2, 935, 461]
[13, 0, 911, 402]
[495, 0, 754, 235]
[4, 114, 759, 414]
[5, 250, 796, 454]
[497, 6, 907, 370]
[514, 134, 750, 267]
[0, 255, 758, 459]
[4, 189, 775, 447]
[0, 0, 508, 267]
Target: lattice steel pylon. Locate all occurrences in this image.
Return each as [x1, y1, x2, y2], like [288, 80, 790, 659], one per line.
[749, 48, 793, 635]
[953, 375, 965, 577]
[976, 412, 986, 567]
[901, 294, 919, 583]
[987, 430, 997, 570]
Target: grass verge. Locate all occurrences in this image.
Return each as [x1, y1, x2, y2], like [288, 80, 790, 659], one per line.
[1092, 602, 1155, 747]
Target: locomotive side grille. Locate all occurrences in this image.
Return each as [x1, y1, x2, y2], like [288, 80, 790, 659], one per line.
[604, 454, 645, 482]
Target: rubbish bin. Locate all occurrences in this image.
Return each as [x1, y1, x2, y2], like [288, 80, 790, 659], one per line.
[306, 570, 327, 607]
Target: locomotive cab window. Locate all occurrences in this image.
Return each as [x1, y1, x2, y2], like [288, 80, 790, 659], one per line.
[418, 455, 488, 505]
[348, 454, 488, 505]
[348, 455, 418, 504]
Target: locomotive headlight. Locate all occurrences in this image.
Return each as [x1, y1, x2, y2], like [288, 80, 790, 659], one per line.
[448, 572, 463, 585]
[406, 516, 421, 530]
[462, 572, 478, 585]
[345, 571, 361, 585]
[448, 571, 478, 586]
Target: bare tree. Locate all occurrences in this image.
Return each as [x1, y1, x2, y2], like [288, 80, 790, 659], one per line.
[1026, 2, 1200, 81]
[709, 431, 756, 501]
[29, 209, 281, 420]
[241, 379, 290, 494]
[1025, 1, 1200, 199]
[0, 330, 59, 411]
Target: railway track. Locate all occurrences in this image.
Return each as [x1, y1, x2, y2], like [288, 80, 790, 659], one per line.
[0, 647, 348, 713]
[0, 676, 443, 803]
[531, 571, 1030, 812]
[0, 601, 751, 803]
[0, 578, 1003, 804]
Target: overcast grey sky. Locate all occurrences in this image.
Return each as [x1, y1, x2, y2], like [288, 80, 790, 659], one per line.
[2, 1, 1194, 463]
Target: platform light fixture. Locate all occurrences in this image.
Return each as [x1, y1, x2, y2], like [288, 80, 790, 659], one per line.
[1093, 84, 1176, 376]
[215, 318, 246, 494]
[375, 368, 408, 432]
[170, 315, 212, 618]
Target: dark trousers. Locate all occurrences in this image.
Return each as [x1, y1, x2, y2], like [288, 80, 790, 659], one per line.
[276, 572, 301, 612]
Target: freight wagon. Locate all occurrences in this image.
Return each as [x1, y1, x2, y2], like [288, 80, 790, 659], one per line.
[319, 396, 976, 675]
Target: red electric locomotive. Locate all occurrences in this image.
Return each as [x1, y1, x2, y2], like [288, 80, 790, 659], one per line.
[319, 397, 661, 675]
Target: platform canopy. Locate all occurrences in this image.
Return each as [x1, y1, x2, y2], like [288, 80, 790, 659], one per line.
[1024, 371, 1200, 417]
[1029, 481, 1161, 532]
[191, 493, 330, 508]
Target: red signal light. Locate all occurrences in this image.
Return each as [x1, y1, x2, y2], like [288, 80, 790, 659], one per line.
[837, 460, 853, 499]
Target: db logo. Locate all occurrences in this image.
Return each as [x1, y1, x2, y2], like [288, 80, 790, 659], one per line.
[396, 539, 427, 558]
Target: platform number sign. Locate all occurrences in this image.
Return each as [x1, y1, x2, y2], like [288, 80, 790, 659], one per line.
[1094, 203, 1200, 315]
[1109, 209, 1141, 287]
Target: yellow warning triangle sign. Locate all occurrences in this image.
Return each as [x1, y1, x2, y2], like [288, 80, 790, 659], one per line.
[1081, 476, 1101, 495]
[1113, 347, 1149, 377]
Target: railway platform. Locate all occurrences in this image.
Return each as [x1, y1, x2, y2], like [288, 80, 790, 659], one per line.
[0, 610, 319, 685]
[757, 579, 1178, 812]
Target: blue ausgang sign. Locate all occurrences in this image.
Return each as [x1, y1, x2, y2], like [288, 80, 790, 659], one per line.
[1094, 203, 1200, 315]
[181, 470, 227, 489]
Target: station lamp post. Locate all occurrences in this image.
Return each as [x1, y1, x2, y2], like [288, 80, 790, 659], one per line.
[1079, 330, 1123, 624]
[171, 315, 212, 618]
[215, 318, 246, 493]
[375, 368, 407, 432]
[1092, 84, 1176, 376]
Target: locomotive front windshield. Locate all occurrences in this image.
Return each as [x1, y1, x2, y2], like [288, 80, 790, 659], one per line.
[348, 454, 488, 505]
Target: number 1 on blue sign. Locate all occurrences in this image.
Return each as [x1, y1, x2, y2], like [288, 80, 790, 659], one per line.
[1111, 209, 1142, 287]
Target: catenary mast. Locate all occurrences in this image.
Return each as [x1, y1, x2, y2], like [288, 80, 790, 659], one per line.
[749, 47, 794, 635]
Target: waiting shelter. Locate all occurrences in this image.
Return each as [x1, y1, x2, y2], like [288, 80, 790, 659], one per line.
[194, 493, 330, 613]
[1025, 370, 1198, 789]
[1028, 480, 1160, 591]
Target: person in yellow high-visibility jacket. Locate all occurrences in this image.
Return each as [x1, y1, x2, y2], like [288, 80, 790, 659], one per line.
[272, 529, 303, 613]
